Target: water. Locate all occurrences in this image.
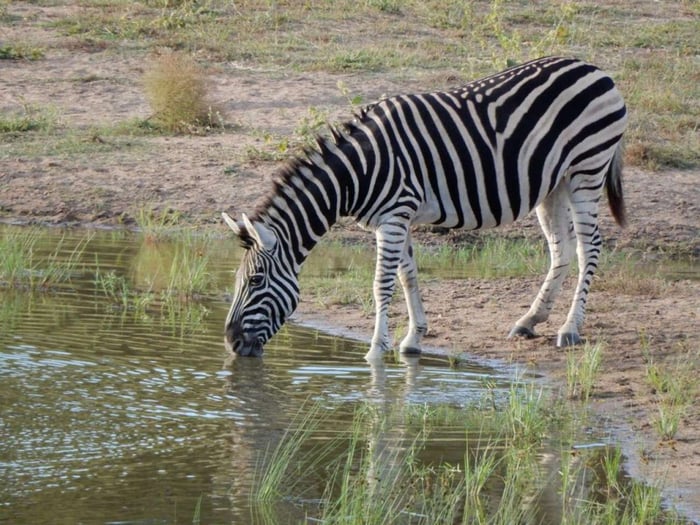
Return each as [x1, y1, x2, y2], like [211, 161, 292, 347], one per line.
[0, 227, 522, 525]
[1, 226, 694, 524]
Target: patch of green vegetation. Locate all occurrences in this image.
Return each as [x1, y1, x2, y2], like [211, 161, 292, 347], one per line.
[618, 54, 700, 170]
[242, 105, 332, 164]
[135, 206, 185, 241]
[0, 43, 44, 60]
[641, 335, 698, 442]
[0, 129, 145, 160]
[9, 0, 698, 169]
[566, 341, 604, 401]
[414, 236, 549, 279]
[0, 103, 58, 133]
[163, 236, 213, 299]
[253, 382, 686, 523]
[0, 228, 91, 289]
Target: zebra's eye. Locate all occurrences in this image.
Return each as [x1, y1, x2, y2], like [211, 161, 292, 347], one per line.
[249, 274, 264, 287]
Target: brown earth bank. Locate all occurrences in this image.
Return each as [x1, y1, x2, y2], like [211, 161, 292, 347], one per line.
[1, 2, 699, 520]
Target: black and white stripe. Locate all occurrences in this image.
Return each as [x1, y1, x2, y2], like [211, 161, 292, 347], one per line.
[223, 56, 627, 358]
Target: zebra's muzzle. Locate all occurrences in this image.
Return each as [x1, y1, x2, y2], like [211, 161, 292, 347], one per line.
[225, 322, 265, 357]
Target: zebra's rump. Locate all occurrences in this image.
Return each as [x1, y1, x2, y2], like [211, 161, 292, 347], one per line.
[347, 56, 627, 230]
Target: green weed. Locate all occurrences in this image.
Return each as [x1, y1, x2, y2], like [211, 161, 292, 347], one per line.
[0, 102, 58, 133]
[0, 43, 44, 60]
[0, 228, 90, 289]
[135, 206, 184, 242]
[642, 342, 697, 442]
[250, 381, 685, 524]
[653, 400, 684, 442]
[566, 341, 604, 401]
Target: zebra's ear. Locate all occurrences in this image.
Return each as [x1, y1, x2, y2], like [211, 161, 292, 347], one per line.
[222, 212, 276, 251]
[241, 213, 277, 252]
[222, 212, 241, 236]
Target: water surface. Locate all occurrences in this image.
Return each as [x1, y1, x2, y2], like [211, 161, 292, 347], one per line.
[0, 227, 517, 524]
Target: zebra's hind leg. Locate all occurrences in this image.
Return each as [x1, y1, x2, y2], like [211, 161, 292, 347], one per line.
[509, 184, 576, 341]
[365, 219, 411, 361]
[397, 234, 428, 355]
[556, 176, 604, 347]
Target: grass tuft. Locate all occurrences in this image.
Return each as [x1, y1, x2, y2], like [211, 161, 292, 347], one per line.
[0, 102, 59, 133]
[566, 341, 604, 401]
[143, 51, 224, 134]
[0, 43, 44, 60]
[0, 229, 90, 289]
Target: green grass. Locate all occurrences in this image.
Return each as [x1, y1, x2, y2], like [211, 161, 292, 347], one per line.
[0, 103, 58, 133]
[163, 236, 213, 299]
[135, 206, 186, 241]
[0, 43, 44, 60]
[251, 382, 686, 524]
[641, 339, 698, 442]
[415, 235, 549, 279]
[566, 341, 604, 401]
[302, 235, 548, 308]
[0, 228, 91, 289]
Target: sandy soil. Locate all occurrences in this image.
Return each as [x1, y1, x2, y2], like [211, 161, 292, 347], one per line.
[1, 3, 698, 520]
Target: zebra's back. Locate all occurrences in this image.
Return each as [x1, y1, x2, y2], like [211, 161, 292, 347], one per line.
[355, 56, 627, 230]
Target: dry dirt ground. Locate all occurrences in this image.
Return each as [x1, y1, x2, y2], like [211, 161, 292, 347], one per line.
[1, 3, 699, 520]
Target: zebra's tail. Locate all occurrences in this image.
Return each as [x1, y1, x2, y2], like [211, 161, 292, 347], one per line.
[606, 141, 626, 228]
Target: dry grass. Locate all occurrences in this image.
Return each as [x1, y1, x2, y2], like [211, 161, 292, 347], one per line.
[143, 51, 223, 133]
[11, 0, 700, 167]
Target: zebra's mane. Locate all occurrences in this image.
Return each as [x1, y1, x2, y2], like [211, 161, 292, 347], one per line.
[252, 113, 370, 221]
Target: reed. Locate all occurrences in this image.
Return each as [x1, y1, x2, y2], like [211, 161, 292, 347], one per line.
[0, 228, 90, 289]
[249, 380, 686, 524]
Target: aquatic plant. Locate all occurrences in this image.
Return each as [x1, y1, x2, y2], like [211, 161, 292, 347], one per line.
[250, 378, 686, 524]
[0, 228, 90, 289]
[135, 206, 184, 242]
[163, 236, 213, 299]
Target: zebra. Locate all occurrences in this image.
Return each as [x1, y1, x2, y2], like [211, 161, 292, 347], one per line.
[222, 56, 628, 360]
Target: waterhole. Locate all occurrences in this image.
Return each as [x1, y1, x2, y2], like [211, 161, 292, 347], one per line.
[1, 226, 691, 524]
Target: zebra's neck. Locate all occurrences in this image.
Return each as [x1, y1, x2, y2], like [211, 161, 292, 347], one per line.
[254, 138, 361, 271]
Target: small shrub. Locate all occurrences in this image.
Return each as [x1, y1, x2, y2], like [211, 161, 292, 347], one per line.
[143, 51, 223, 133]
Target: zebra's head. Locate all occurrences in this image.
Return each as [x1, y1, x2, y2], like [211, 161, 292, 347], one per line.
[222, 212, 300, 357]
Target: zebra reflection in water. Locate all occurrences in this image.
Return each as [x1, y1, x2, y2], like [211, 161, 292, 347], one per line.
[222, 56, 628, 360]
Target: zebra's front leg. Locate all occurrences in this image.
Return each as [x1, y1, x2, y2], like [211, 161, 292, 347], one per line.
[365, 220, 410, 361]
[397, 234, 427, 355]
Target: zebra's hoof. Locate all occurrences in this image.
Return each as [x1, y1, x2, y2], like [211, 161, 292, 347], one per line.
[557, 332, 582, 347]
[508, 325, 537, 339]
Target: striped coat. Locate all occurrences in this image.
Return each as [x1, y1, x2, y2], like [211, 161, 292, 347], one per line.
[223, 56, 627, 359]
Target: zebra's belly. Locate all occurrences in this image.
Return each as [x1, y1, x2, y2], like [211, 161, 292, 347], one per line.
[412, 201, 505, 231]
